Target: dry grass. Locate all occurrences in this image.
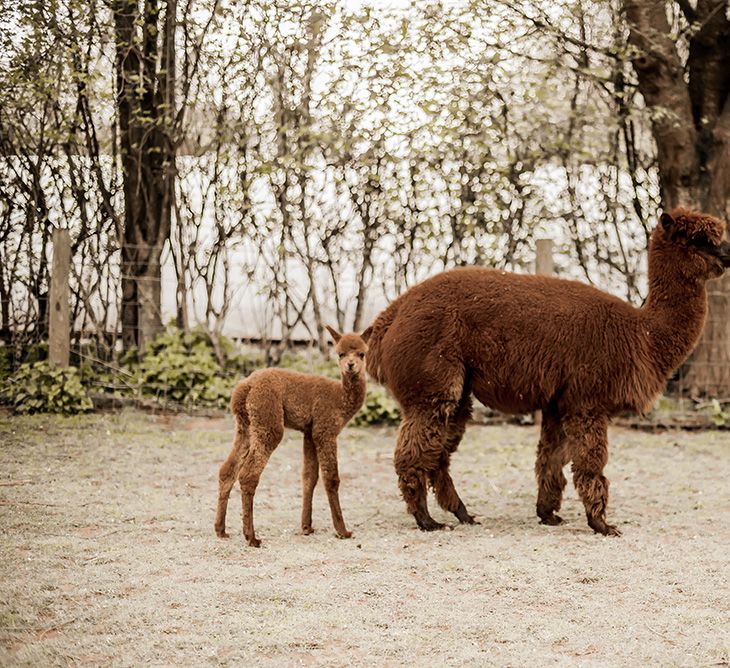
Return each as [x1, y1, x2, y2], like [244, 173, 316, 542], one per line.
[0, 410, 728, 666]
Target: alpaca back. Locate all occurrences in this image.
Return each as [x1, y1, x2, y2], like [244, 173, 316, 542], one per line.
[367, 267, 662, 414]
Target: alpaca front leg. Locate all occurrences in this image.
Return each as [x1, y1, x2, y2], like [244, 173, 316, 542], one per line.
[535, 411, 569, 526]
[318, 449, 352, 539]
[568, 415, 621, 537]
[431, 397, 477, 524]
[301, 433, 319, 535]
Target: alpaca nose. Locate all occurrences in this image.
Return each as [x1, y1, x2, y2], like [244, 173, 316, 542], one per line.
[347, 361, 355, 371]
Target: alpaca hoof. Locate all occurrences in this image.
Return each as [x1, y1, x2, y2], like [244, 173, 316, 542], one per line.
[539, 514, 563, 526]
[337, 530, 353, 539]
[216, 530, 230, 539]
[301, 525, 315, 535]
[416, 518, 446, 532]
[589, 520, 622, 537]
[454, 502, 479, 524]
[246, 536, 262, 547]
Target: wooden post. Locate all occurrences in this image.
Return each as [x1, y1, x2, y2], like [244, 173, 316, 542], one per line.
[534, 238, 554, 427]
[49, 228, 71, 368]
[535, 238, 554, 276]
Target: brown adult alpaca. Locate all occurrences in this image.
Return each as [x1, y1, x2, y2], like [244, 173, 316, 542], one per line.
[366, 208, 730, 536]
[214, 327, 370, 547]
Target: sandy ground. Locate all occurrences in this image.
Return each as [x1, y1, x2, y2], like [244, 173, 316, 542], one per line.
[0, 410, 728, 667]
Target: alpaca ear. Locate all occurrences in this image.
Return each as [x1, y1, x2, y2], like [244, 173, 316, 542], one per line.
[660, 212, 675, 235]
[661, 212, 686, 242]
[360, 326, 372, 343]
[325, 325, 342, 343]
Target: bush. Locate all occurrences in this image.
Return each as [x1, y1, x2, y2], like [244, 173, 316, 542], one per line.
[0, 346, 10, 382]
[353, 387, 401, 426]
[128, 328, 236, 408]
[0, 361, 93, 415]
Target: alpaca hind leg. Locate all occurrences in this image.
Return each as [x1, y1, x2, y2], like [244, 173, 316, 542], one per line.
[301, 431, 319, 535]
[395, 409, 449, 531]
[430, 397, 477, 524]
[317, 443, 352, 539]
[535, 410, 569, 526]
[568, 415, 621, 537]
[214, 429, 247, 538]
[238, 444, 275, 547]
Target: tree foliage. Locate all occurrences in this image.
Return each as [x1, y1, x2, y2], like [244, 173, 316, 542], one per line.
[0, 0, 727, 394]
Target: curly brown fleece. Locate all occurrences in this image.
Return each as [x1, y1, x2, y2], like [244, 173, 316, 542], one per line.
[365, 207, 730, 536]
[215, 327, 371, 547]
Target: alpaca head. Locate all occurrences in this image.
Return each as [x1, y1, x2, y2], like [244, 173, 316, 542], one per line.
[326, 326, 371, 378]
[656, 207, 730, 280]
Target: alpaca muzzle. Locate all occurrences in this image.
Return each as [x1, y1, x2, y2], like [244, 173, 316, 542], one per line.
[714, 241, 730, 268]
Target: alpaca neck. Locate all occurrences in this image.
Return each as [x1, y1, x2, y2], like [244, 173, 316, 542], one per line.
[642, 246, 708, 377]
[339, 372, 366, 420]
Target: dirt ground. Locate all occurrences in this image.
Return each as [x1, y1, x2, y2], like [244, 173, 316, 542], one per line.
[0, 410, 728, 667]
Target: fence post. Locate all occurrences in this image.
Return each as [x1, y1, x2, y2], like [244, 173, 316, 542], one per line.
[535, 238, 554, 277]
[534, 238, 554, 427]
[49, 228, 71, 368]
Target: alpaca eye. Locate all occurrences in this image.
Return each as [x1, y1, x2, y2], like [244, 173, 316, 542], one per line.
[358, 352, 365, 359]
[338, 353, 345, 359]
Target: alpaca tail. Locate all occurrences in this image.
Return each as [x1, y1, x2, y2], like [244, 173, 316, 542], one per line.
[365, 299, 400, 386]
[230, 378, 251, 432]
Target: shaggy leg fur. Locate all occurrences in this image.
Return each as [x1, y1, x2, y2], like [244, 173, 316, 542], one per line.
[535, 410, 569, 526]
[317, 441, 352, 538]
[567, 414, 621, 536]
[429, 396, 477, 524]
[395, 409, 451, 531]
[301, 431, 319, 535]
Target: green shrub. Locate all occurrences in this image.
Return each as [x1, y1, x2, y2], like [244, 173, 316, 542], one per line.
[128, 329, 226, 407]
[353, 387, 400, 426]
[0, 361, 93, 415]
[0, 346, 10, 382]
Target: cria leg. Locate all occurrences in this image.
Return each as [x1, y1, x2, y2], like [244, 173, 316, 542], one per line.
[215, 430, 247, 538]
[301, 431, 319, 535]
[317, 442, 352, 539]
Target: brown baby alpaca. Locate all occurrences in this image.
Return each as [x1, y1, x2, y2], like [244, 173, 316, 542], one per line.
[215, 327, 370, 547]
[366, 208, 730, 536]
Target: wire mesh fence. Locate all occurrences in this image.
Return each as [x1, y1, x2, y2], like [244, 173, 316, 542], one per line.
[1, 237, 729, 426]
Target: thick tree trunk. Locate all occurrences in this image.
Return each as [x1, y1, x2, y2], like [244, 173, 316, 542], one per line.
[113, 0, 175, 352]
[623, 0, 730, 395]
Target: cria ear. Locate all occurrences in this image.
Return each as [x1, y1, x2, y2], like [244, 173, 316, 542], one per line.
[325, 325, 342, 343]
[360, 326, 372, 343]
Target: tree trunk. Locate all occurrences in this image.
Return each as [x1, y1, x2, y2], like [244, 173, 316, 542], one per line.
[113, 0, 175, 353]
[623, 0, 730, 395]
